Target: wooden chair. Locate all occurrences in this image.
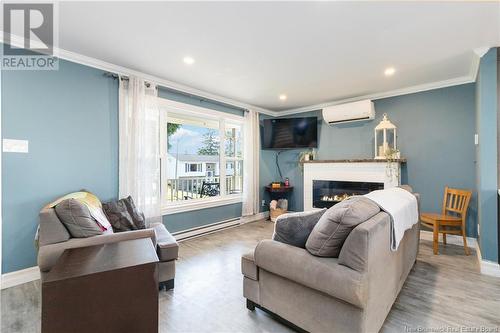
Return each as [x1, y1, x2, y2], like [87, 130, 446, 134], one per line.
[420, 186, 472, 255]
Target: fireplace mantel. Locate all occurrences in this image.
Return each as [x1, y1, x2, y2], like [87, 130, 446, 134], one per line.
[301, 158, 407, 164]
[303, 160, 403, 211]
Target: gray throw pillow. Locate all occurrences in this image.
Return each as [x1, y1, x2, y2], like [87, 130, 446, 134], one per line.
[54, 199, 104, 238]
[273, 209, 327, 248]
[122, 196, 146, 229]
[102, 200, 138, 232]
[305, 197, 380, 257]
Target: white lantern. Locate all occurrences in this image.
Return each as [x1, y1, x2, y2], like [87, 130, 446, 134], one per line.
[374, 113, 398, 159]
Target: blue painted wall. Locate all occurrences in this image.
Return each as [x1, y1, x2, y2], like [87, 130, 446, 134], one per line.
[2, 60, 119, 273]
[475, 48, 498, 262]
[260, 84, 478, 237]
[1, 62, 246, 273]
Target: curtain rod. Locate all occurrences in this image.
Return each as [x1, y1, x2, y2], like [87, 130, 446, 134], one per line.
[103, 72, 155, 88]
[102, 71, 249, 113]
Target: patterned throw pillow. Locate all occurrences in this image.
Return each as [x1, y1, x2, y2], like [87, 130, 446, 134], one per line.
[102, 196, 146, 232]
[122, 196, 146, 229]
[102, 200, 138, 232]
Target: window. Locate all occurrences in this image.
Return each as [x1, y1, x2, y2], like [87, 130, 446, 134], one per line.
[159, 99, 244, 214]
[185, 163, 202, 173]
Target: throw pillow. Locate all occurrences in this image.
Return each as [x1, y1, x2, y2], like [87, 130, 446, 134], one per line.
[102, 200, 138, 232]
[54, 199, 104, 238]
[122, 196, 146, 229]
[273, 209, 327, 248]
[45, 190, 112, 231]
[305, 197, 380, 257]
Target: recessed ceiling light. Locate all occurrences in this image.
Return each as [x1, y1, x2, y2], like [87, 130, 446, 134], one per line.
[183, 56, 195, 65]
[384, 67, 396, 76]
[279, 94, 287, 101]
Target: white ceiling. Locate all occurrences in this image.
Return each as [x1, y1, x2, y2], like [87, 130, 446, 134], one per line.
[55, 2, 500, 111]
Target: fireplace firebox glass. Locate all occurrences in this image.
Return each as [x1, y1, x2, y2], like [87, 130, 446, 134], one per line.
[312, 180, 384, 209]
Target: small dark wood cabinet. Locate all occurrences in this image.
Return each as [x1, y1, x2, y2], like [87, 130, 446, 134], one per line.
[42, 238, 159, 333]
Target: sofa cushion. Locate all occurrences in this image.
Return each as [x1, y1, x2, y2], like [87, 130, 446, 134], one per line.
[241, 251, 258, 280]
[152, 223, 179, 261]
[254, 239, 366, 308]
[306, 196, 380, 257]
[273, 209, 326, 248]
[54, 199, 104, 238]
[102, 200, 138, 232]
[38, 208, 71, 246]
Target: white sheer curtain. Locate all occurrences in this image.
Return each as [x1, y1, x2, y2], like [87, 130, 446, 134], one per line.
[242, 110, 260, 216]
[118, 76, 161, 225]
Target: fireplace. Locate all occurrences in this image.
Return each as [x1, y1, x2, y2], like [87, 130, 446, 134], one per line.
[312, 180, 384, 209]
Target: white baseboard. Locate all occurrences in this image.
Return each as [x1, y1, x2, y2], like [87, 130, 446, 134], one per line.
[420, 230, 477, 248]
[240, 211, 270, 224]
[174, 211, 270, 242]
[421, 230, 500, 278]
[173, 218, 241, 241]
[1, 266, 40, 290]
[474, 244, 500, 278]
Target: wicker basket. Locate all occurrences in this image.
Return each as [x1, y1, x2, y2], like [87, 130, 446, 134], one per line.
[270, 207, 287, 222]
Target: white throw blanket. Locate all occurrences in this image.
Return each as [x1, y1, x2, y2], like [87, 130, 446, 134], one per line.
[364, 187, 419, 251]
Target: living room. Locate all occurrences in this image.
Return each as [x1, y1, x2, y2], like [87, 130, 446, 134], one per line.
[1, 2, 500, 333]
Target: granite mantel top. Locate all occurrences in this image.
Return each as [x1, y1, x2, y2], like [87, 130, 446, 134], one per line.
[300, 158, 407, 164]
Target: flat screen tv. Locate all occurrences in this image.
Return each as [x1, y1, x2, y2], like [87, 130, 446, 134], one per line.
[261, 117, 318, 149]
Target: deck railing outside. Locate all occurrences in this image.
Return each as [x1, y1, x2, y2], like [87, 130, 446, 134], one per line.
[166, 176, 243, 202]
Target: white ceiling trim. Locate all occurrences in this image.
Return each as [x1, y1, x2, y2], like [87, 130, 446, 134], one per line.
[1, 33, 487, 118]
[0, 33, 276, 116]
[277, 52, 483, 116]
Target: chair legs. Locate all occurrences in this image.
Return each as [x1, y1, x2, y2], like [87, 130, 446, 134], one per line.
[442, 231, 447, 245]
[462, 232, 470, 255]
[433, 222, 439, 255]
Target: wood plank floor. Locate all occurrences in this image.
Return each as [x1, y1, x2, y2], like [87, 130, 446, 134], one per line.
[1, 220, 499, 332]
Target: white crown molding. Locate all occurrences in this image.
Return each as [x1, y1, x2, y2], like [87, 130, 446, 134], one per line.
[0, 32, 276, 116]
[277, 74, 476, 116]
[470, 47, 491, 81]
[0, 33, 491, 118]
[1, 266, 40, 290]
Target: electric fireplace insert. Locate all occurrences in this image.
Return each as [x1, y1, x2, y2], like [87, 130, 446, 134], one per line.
[312, 180, 384, 209]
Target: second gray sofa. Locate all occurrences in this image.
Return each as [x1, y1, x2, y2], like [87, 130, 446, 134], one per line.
[242, 193, 420, 333]
[37, 207, 179, 290]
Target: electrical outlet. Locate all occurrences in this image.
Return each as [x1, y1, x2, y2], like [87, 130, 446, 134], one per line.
[261, 200, 266, 207]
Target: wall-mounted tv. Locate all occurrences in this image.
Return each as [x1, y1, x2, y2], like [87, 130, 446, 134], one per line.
[261, 117, 318, 149]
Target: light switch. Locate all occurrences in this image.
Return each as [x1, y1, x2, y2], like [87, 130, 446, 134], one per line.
[3, 139, 29, 153]
[474, 134, 479, 145]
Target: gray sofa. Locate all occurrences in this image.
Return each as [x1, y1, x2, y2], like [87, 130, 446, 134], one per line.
[37, 207, 179, 290]
[242, 194, 420, 333]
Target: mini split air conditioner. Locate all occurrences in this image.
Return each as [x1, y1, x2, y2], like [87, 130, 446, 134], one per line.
[322, 100, 375, 125]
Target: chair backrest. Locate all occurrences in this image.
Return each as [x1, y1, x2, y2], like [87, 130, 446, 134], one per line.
[200, 181, 220, 197]
[442, 186, 472, 225]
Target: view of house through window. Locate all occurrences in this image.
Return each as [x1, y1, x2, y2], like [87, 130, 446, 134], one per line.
[163, 110, 243, 204]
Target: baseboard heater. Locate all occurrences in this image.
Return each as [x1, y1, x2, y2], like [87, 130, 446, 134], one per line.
[172, 218, 241, 242]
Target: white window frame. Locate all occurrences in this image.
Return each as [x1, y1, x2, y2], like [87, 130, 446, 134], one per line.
[159, 98, 244, 215]
[185, 163, 202, 173]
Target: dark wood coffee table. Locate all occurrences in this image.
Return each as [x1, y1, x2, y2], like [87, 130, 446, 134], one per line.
[42, 238, 159, 333]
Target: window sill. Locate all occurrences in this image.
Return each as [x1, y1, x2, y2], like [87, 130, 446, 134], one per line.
[162, 195, 243, 215]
